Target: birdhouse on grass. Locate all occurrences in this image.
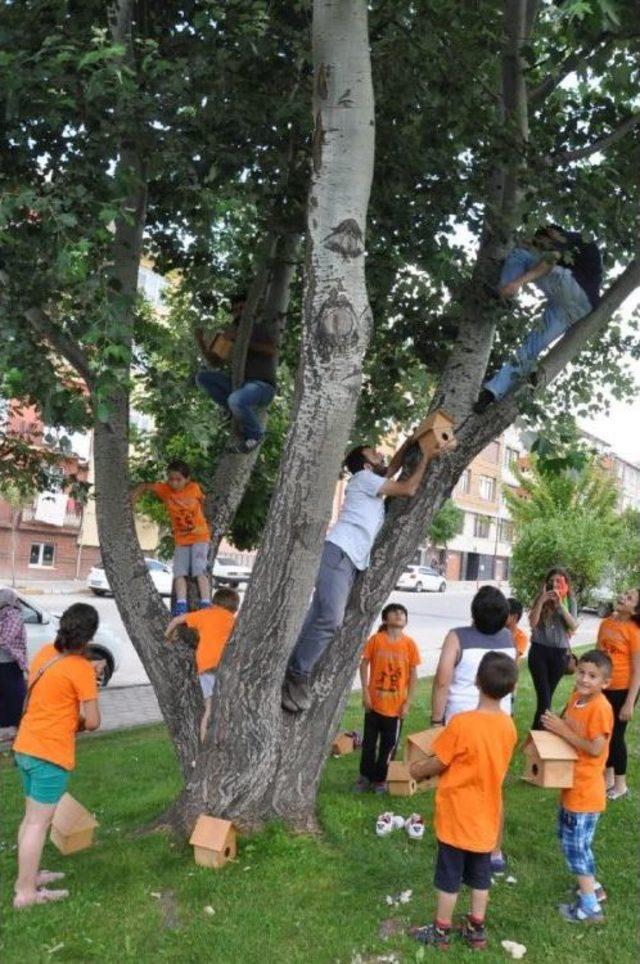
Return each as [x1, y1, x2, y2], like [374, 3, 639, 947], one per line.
[189, 815, 236, 870]
[410, 410, 456, 460]
[404, 728, 441, 791]
[523, 731, 577, 788]
[50, 793, 99, 855]
[386, 761, 417, 797]
[331, 733, 355, 756]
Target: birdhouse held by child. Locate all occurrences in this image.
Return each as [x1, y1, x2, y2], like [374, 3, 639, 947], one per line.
[404, 728, 441, 791]
[331, 733, 355, 756]
[50, 793, 99, 855]
[386, 761, 417, 797]
[410, 410, 456, 461]
[190, 815, 237, 870]
[523, 731, 578, 788]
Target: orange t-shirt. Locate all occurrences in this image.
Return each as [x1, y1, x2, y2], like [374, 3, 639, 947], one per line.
[184, 606, 235, 674]
[13, 644, 98, 771]
[432, 709, 517, 852]
[511, 626, 529, 658]
[561, 691, 613, 813]
[150, 481, 210, 546]
[597, 616, 640, 691]
[362, 631, 421, 717]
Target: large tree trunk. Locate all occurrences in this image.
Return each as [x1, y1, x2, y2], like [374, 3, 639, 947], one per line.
[167, 0, 376, 832]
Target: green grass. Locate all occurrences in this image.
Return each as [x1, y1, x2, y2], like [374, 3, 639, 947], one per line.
[1, 668, 637, 964]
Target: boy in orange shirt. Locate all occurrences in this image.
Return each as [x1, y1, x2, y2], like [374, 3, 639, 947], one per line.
[409, 651, 518, 950]
[506, 597, 528, 660]
[356, 604, 420, 793]
[542, 649, 613, 923]
[165, 587, 239, 740]
[131, 459, 211, 616]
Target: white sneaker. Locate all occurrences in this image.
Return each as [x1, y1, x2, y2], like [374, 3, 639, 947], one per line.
[392, 814, 406, 830]
[375, 812, 395, 837]
[405, 813, 425, 840]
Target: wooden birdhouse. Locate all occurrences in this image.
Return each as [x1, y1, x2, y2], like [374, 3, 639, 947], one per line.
[386, 760, 416, 797]
[404, 728, 441, 791]
[331, 733, 355, 756]
[410, 409, 456, 460]
[189, 815, 237, 870]
[50, 793, 99, 855]
[523, 731, 578, 788]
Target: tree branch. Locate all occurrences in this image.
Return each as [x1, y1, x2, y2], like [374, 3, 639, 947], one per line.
[550, 111, 640, 165]
[24, 306, 95, 389]
[527, 33, 611, 104]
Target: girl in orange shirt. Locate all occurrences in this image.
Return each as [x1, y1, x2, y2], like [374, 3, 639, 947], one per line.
[597, 587, 640, 801]
[12, 604, 101, 909]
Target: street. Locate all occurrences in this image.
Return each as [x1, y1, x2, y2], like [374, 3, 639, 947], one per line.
[35, 586, 601, 688]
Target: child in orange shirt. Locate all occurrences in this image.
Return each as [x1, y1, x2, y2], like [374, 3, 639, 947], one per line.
[507, 597, 528, 661]
[12, 604, 102, 909]
[409, 651, 518, 950]
[356, 604, 420, 793]
[165, 587, 239, 740]
[542, 649, 613, 923]
[131, 459, 211, 616]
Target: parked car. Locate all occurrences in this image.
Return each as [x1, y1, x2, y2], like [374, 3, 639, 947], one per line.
[213, 555, 252, 589]
[395, 565, 447, 593]
[7, 588, 125, 686]
[580, 582, 615, 618]
[87, 557, 173, 597]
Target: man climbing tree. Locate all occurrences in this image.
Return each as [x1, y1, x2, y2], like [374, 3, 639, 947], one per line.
[474, 224, 603, 412]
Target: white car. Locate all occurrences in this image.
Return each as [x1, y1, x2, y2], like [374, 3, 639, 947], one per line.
[10, 590, 126, 686]
[87, 557, 173, 597]
[396, 565, 447, 593]
[213, 555, 252, 588]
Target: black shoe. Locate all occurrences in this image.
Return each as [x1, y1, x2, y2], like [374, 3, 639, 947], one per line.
[473, 388, 495, 414]
[227, 437, 262, 455]
[281, 675, 312, 713]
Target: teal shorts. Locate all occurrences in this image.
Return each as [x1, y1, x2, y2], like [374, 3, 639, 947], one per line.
[14, 752, 70, 805]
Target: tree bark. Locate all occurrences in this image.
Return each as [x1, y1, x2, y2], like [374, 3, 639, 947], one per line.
[167, 0, 376, 833]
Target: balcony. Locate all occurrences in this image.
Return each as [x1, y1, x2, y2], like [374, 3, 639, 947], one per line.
[20, 506, 83, 529]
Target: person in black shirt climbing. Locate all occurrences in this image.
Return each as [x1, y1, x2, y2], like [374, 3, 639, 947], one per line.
[474, 224, 602, 413]
[196, 293, 278, 453]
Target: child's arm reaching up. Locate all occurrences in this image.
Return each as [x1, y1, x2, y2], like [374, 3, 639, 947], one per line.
[541, 711, 608, 758]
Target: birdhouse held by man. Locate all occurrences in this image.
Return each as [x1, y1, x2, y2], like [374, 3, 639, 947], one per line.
[331, 733, 355, 756]
[189, 815, 237, 870]
[410, 410, 456, 460]
[50, 793, 99, 855]
[523, 731, 578, 788]
[386, 760, 417, 797]
[404, 728, 441, 791]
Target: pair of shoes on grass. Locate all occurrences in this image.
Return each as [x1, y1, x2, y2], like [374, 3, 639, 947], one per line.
[375, 812, 424, 840]
[411, 914, 487, 951]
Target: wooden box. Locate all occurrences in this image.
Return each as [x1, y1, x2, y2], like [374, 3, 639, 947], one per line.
[331, 733, 355, 756]
[386, 760, 416, 797]
[50, 793, 99, 855]
[410, 409, 456, 460]
[404, 728, 441, 791]
[189, 815, 237, 870]
[209, 331, 235, 362]
[523, 730, 577, 788]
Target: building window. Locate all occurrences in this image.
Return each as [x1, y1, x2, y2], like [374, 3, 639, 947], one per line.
[457, 469, 471, 494]
[481, 440, 500, 463]
[474, 515, 492, 539]
[504, 446, 519, 470]
[29, 543, 55, 567]
[478, 475, 496, 501]
[457, 511, 467, 535]
[499, 520, 514, 544]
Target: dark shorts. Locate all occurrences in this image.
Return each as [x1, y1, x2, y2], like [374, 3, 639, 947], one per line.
[434, 840, 492, 893]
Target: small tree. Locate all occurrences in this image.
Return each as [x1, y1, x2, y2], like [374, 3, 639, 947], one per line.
[426, 499, 464, 555]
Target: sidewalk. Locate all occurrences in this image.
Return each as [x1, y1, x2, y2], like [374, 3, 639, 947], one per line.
[10, 579, 90, 596]
[98, 684, 163, 731]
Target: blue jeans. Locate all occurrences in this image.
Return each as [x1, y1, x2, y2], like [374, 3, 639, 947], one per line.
[196, 370, 275, 441]
[287, 541, 358, 679]
[485, 247, 592, 400]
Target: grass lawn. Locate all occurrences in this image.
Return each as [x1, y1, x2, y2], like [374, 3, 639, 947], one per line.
[1, 666, 638, 963]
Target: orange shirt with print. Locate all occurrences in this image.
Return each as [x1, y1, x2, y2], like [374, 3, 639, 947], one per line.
[185, 606, 236, 674]
[151, 481, 210, 546]
[597, 616, 640, 690]
[362, 631, 421, 717]
[432, 709, 517, 852]
[511, 626, 529, 658]
[561, 691, 613, 813]
[13, 644, 98, 771]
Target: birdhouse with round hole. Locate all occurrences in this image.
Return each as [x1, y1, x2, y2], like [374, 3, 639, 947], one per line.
[331, 733, 355, 756]
[189, 815, 237, 869]
[386, 760, 417, 797]
[523, 731, 577, 788]
[50, 793, 99, 855]
[410, 410, 456, 460]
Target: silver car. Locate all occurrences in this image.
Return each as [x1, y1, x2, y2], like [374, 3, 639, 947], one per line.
[11, 590, 126, 687]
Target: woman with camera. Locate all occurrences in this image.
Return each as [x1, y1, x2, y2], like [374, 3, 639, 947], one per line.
[528, 567, 578, 729]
